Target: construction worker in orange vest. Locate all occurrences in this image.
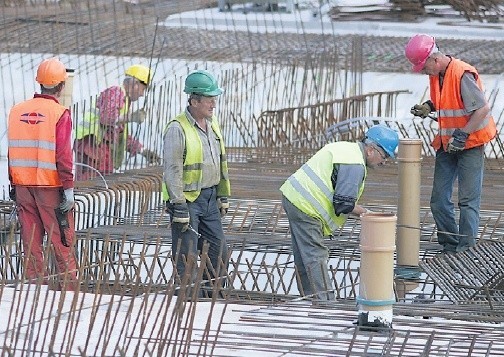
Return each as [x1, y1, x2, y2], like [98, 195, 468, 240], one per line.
[406, 34, 497, 254]
[8, 57, 79, 291]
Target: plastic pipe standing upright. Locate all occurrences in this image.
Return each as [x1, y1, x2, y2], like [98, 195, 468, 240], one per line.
[60, 68, 75, 109]
[357, 212, 397, 330]
[396, 139, 422, 277]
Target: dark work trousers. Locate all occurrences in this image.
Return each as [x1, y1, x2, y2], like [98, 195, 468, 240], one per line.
[171, 186, 229, 295]
[282, 195, 335, 301]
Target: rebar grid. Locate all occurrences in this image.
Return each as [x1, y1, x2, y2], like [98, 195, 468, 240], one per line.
[4, 279, 504, 356]
[216, 301, 504, 356]
[2, 233, 504, 356]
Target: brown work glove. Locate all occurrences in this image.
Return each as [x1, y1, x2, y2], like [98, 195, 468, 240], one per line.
[410, 100, 435, 118]
[142, 149, 161, 165]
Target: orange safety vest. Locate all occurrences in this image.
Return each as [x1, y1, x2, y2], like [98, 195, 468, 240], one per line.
[430, 58, 496, 151]
[8, 97, 66, 187]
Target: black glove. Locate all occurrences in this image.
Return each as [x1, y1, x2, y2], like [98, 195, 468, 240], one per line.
[410, 100, 435, 118]
[447, 128, 469, 153]
[333, 195, 356, 217]
[9, 186, 16, 202]
[217, 197, 229, 218]
[171, 202, 190, 232]
[165, 201, 172, 214]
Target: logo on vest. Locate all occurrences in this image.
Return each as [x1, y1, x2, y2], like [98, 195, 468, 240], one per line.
[20, 112, 45, 124]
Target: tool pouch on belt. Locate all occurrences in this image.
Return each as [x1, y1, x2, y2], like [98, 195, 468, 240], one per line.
[54, 208, 75, 247]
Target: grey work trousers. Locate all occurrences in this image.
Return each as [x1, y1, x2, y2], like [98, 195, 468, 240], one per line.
[282, 195, 335, 300]
[171, 186, 229, 295]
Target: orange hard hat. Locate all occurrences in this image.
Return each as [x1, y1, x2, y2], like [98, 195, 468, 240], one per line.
[36, 57, 68, 87]
[405, 34, 436, 73]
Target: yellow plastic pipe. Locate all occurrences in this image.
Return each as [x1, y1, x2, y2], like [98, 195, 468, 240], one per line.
[396, 139, 422, 268]
[60, 68, 75, 109]
[357, 212, 396, 329]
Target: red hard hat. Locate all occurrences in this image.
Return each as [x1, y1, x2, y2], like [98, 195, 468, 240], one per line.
[405, 34, 436, 73]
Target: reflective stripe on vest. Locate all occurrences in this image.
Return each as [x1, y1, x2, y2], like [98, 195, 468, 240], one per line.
[429, 58, 496, 151]
[8, 97, 65, 186]
[280, 142, 366, 236]
[162, 112, 231, 202]
[287, 165, 339, 233]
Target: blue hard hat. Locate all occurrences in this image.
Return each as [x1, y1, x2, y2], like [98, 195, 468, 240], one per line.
[366, 125, 399, 158]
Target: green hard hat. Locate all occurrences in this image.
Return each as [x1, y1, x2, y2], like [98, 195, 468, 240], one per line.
[184, 70, 223, 96]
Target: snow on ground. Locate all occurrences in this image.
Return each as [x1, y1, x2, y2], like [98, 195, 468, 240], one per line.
[162, 2, 504, 40]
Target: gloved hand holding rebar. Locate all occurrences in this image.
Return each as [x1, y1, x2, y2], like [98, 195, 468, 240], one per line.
[447, 128, 469, 153]
[59, 188, 75, 213]
[142, 149, 161, 165]
[217, 197, 229, 218]
[129, 108, 147, 123]
[171, 202, 190, 232]
[410, 100, 435, 118]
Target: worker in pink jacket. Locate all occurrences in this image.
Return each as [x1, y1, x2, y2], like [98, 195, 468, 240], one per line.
[74, 64, 160, 180]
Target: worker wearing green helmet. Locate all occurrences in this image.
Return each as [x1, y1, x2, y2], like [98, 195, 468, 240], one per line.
[163, 69, 230, 299]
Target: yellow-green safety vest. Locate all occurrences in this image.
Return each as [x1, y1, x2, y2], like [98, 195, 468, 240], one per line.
[74, 90, 130, 169]
[162, 112, 231, 202]
[280, 142, 366, 236]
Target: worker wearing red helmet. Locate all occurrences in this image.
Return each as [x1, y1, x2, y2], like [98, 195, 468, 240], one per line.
[280, 125, 399, 300]
[7, 57, 78, 290]
[74, 64, 160, 180]
[405, 34, 496, 254]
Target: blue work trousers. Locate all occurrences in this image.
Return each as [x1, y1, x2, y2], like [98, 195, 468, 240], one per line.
[171, 186, 228, 292]
[430, 146, 484, 252]
[282, 195, 335, 301]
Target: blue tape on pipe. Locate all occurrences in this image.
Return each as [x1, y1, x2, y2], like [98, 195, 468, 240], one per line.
[395, 266, 422, 279]
[356, 296, 395, 306]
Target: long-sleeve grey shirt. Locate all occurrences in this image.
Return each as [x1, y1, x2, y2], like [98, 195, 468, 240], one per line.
[332, 142, 366, 213]
[163, 107, 222, 204]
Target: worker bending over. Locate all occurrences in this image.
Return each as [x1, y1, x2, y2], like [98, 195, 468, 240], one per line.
[280, 125, 399, 300]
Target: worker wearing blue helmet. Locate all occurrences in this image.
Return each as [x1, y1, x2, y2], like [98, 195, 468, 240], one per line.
[280, 124, 399, 300]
